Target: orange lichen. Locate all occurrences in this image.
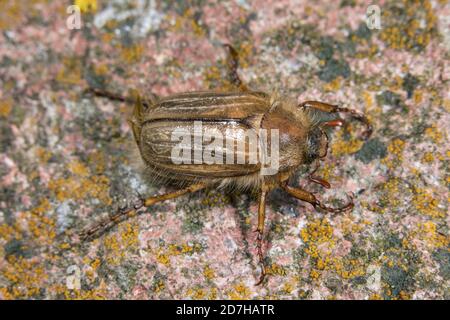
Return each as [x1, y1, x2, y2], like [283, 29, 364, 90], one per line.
[413, 188, 445, 218]
[0, 98, 13, 118]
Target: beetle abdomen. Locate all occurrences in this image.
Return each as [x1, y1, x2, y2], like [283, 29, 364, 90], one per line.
[137, 91, 274, 185]
[140, 119, 260, 179]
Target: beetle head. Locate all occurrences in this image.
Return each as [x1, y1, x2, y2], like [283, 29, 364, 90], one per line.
[304, 126, 328, 164]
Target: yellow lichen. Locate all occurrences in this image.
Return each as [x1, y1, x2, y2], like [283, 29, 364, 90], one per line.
[421, 152, 434, 163]
[387, 138, 405, 157]
[55, 57, 83, 86]
[323, 77, 342, 92]
[119, 43, 144, 64]
[380, 0, 437, 51]
[155, 242, 203, 267]
[300, 218, 367, 282]
[0, 98, 13, 118]
[265, 263, 287, 277]
[203, 265, 215, 281]
[35, 147, 52, 164]
[189, 287, 206, 299]
[228, 283, 251, 300]
[103, 222, 139, 265]
[425, 124, 444, 143]
[301, 218, 334, 245]
[74, 0, 97, 13]
[363, 91, 374, 110]
[415, 221, 449, 248]
[369, 293, 383, 300]
[1, 256, 48, 299]
[282, 280, 295, 294]
[48, 160, 112, 205]
[382, 138, 406, 169]
[153, 279, 165, 293]
[331, 130, 364, 157]
[413, 89, 423, 104]
[413, 188, 445, 218]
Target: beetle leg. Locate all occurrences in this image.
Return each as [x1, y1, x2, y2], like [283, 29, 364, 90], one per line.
[80, 183, 207, 241]
[280, 182, 354, 214]
[84, 87, 157, 109]
[223, 44, 249, 92]
[322, 119, 345, 127]
[254, 187, 267, 286]
[299, 101, 372, 140]
[85, 87, 135, 103]
[308, 160, 331, 189]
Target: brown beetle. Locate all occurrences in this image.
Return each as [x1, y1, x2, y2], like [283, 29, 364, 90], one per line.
[82, 44, 372, 285]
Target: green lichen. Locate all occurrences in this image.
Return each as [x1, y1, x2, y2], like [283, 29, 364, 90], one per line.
[402, 73, 420, 99]
[355, 138, 388, 164]
[317, 59, 351, 83]
[432, 248, 450, 280]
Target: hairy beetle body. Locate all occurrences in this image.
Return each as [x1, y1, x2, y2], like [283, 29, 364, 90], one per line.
[131, 91, 318, 190]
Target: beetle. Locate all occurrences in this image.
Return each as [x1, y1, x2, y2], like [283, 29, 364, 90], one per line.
[81, 44, 372, 285]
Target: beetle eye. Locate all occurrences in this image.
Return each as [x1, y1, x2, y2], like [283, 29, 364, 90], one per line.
[304, 127, 329, 163]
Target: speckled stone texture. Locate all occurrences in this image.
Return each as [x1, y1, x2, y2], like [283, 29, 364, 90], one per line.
[0, 0, 449, 300]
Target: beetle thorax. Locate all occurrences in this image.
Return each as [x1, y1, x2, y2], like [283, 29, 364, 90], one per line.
[261, 98, 312, 170]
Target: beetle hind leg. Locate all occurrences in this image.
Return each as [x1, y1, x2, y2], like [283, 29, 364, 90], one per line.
[80, 183, 207, 241]
[254, 188, 268, 286]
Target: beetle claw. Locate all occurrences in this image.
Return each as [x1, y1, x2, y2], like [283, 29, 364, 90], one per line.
[314, 192, 354, 214]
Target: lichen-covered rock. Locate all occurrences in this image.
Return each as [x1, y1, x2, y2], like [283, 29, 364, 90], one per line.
[0, 0, 448, 300]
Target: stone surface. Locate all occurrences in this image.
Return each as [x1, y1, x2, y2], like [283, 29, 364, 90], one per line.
[0, 0, 448, 299]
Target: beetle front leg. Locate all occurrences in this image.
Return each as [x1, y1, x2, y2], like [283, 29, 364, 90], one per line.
[308, 160, 331, 189]
[223, 44, 249, 92]
[299, 101, 372, 140]
[280, 182, 354, 214]
[80, 183, 207, 241]
[254, 187, 268, 286]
